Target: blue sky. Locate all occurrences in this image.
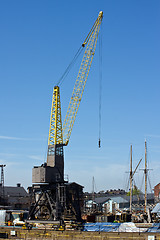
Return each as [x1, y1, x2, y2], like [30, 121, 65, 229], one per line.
[0, 0, 160, 193]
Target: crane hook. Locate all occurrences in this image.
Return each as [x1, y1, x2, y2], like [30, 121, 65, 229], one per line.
[98, 138, 101, 148]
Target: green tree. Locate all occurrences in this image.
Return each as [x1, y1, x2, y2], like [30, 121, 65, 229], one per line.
[127, 185, 140, 196]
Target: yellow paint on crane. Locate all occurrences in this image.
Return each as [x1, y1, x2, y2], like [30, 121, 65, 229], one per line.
[48, 86, 63, 146]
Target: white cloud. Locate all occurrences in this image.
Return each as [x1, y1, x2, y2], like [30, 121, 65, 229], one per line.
[0, 159, 19, 167]
[28, 155, 44, 161]
[0, 136, 25, 140]
[0, 135, 44, 141]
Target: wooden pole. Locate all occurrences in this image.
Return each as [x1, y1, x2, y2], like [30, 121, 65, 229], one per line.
[144, 140, 147, 212]
[130, 145, 132, 213]
[92, 176, 95, 211]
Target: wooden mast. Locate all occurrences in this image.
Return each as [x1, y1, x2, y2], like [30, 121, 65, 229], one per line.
[144, 140, 147, 212]
[92, 176, 95, 211]
[130, 145, 133, 213]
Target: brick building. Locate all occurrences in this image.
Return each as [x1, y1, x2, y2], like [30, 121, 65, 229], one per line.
[154, 183, 160, 202]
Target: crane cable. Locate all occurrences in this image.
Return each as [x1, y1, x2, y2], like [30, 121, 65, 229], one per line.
[56, 13, 103, 87]
[56, 45, 84, 86]
[98, 22, 102, 148]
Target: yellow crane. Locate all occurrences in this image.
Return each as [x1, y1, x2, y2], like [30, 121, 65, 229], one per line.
[48, 11, 103, 160]
[31, 11, 103, 222]
[33, 11, 103, 183]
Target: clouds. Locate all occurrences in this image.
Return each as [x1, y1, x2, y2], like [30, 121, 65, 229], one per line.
[0, 135, 44, 141]
[0, 135, 25, 140]
[0, 152, 44, 165]
[0, 153, 20, 166]
[28, 155, 45, 161]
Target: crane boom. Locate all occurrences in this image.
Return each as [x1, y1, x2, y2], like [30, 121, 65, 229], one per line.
[63, 11, 103, 146]
[48, 11, 103, 150]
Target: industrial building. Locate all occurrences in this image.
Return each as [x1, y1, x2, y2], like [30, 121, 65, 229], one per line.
[0, 184, 29, 210]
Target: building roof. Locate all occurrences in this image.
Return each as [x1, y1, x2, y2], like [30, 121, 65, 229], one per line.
[87, 193, 154, 205]
[86, 196, 129, 206]
[109, 196, 128, 204]
[152, 203, 160, 213]
[154, 183, 160, 188]
[94, 197, 111, 204]
[66, 182, 84, 188]
[120, 193, 154, 202]
[3, 186, 28, 197]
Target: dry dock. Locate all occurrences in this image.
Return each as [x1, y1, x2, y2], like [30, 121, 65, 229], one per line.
[0, 227, 159, 240]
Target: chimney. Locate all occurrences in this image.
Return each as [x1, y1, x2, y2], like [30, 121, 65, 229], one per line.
[17, 183, 21, 187]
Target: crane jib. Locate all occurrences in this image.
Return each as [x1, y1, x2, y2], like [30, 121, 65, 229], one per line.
[48, 11, 103, 147]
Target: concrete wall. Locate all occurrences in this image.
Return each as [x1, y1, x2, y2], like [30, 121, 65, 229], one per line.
[0, 227, 159, 240]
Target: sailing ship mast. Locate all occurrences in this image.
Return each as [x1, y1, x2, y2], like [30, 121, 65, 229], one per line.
[91, 176, 95, 211]
[129, 141, 148, 213]
[130, 145, 133, 213]
[144, 140, 147, 212]
[129, 145, 142, 213]
[92, 176, 95, 202]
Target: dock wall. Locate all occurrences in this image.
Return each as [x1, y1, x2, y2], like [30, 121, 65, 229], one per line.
[0, 228, 159, 240]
